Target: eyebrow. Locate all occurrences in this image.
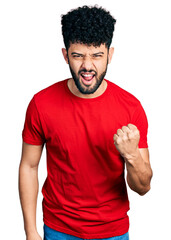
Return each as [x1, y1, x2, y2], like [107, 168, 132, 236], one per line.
[92, 52, 104, 55]
[71, 52, 83, 56]
[71, 52, 104, 56]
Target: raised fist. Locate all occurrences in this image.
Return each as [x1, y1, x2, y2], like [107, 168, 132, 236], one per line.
[113, 124, 140, 159]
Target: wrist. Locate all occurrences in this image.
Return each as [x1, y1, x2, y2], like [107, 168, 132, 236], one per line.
[123, 148, 141, 163]
[26, 231, 41, 240]
[25, 226, 38, 237]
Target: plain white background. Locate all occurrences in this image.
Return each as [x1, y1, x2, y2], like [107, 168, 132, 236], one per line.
[0, 0, 171, 239]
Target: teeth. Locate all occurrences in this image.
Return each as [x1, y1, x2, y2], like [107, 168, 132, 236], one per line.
[82, 74, 93, 77]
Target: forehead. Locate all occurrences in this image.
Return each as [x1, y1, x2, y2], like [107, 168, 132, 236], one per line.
[68, 43, 108, 54]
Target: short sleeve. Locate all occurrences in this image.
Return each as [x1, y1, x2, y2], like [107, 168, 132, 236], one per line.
[22, 96, 45, 145]
[132, 102, 148, 148]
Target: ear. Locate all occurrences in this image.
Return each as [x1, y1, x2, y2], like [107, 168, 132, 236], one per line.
[108, 47, 114, 64]
[62, 48, 69, 64]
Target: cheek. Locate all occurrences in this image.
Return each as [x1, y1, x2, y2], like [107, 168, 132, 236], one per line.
[70, 61, 82, 73]
[96, 61, 107, 73]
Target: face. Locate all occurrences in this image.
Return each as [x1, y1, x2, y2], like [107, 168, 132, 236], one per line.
[62, 43, 114, 94]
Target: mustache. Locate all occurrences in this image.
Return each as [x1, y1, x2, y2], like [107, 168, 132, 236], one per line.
[78, 69, 97, 75]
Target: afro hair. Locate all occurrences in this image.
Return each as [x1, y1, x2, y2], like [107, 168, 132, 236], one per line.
[61, 5, 116, 50]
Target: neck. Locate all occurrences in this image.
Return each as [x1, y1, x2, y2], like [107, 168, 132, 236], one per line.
[67, 78, 107, 99]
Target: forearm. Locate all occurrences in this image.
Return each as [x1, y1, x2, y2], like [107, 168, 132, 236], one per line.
[124, 149, 152, 195]
[19, 163, 39, 236]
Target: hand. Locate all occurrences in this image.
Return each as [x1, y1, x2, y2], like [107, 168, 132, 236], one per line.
[113, 124, 140, 160]
[26, 231, 42, 240]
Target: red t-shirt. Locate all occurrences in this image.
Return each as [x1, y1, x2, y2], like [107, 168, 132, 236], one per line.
[22, 79, 148, 239]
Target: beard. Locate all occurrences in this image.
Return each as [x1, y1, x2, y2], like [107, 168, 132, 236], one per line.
[68, 61, 108, 94]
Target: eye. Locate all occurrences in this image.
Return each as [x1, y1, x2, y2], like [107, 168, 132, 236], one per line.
[93, 54, 103, 58]
[73, 54, 83, 58]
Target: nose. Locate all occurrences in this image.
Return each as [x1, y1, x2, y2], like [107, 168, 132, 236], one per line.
[81, 56, 93, 70]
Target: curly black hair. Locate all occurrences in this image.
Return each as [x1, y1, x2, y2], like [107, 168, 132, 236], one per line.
[61, 5, 116, 50]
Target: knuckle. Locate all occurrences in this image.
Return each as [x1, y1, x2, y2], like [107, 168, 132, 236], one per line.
[128, 129, 140, 140]
[115, 137, 122, 145]
[117, 129, 121, 134]
[121, 126, 126, 131]
[136, 129, 140, 135]
[128, 123, 137, 129]
[128, 132, 134, 139]
[122, 134, 128, 141]
[133, 128, 140, 136]
[113, 134, 117, 140]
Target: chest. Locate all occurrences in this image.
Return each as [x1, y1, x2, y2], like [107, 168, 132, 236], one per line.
[42, 100, 131, 154]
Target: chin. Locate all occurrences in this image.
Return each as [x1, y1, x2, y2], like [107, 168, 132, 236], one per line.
[78, 80, 101, 94]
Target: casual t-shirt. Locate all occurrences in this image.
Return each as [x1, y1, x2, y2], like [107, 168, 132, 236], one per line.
[22, 79, 148, 239]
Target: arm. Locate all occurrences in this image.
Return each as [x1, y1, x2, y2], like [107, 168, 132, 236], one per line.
[125, 148, 152, 195]
[114, 124, 153, 195]
[19, 142, 44, 240]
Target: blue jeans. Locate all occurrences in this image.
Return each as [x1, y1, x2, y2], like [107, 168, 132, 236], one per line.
[43, 224, 129, 240]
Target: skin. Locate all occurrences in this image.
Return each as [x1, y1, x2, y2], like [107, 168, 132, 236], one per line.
[19, 143, 43, 240]
[19, 42, 152, 240]
[114, 124, 153, 195]
[62, 43, 114, 98]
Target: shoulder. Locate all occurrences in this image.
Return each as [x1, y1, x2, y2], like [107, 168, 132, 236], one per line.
[27, 79, 68, 113]
[32, 79, 67, 105]
[35, 80, 66, 98]
[106, 79, 141, 107]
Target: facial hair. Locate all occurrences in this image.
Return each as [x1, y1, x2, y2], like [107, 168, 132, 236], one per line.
[68, 61, 108, 94]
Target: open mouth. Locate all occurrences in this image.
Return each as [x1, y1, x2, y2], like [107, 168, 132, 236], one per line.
[80, 72, 96, 86]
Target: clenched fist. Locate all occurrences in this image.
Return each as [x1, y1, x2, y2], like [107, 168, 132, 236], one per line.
[113, 124, 140, 159]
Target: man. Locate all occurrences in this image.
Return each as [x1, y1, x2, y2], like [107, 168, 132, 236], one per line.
[19, 5, 153, 240]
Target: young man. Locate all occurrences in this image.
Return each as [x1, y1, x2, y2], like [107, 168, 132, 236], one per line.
[19, 5, 153, 240]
